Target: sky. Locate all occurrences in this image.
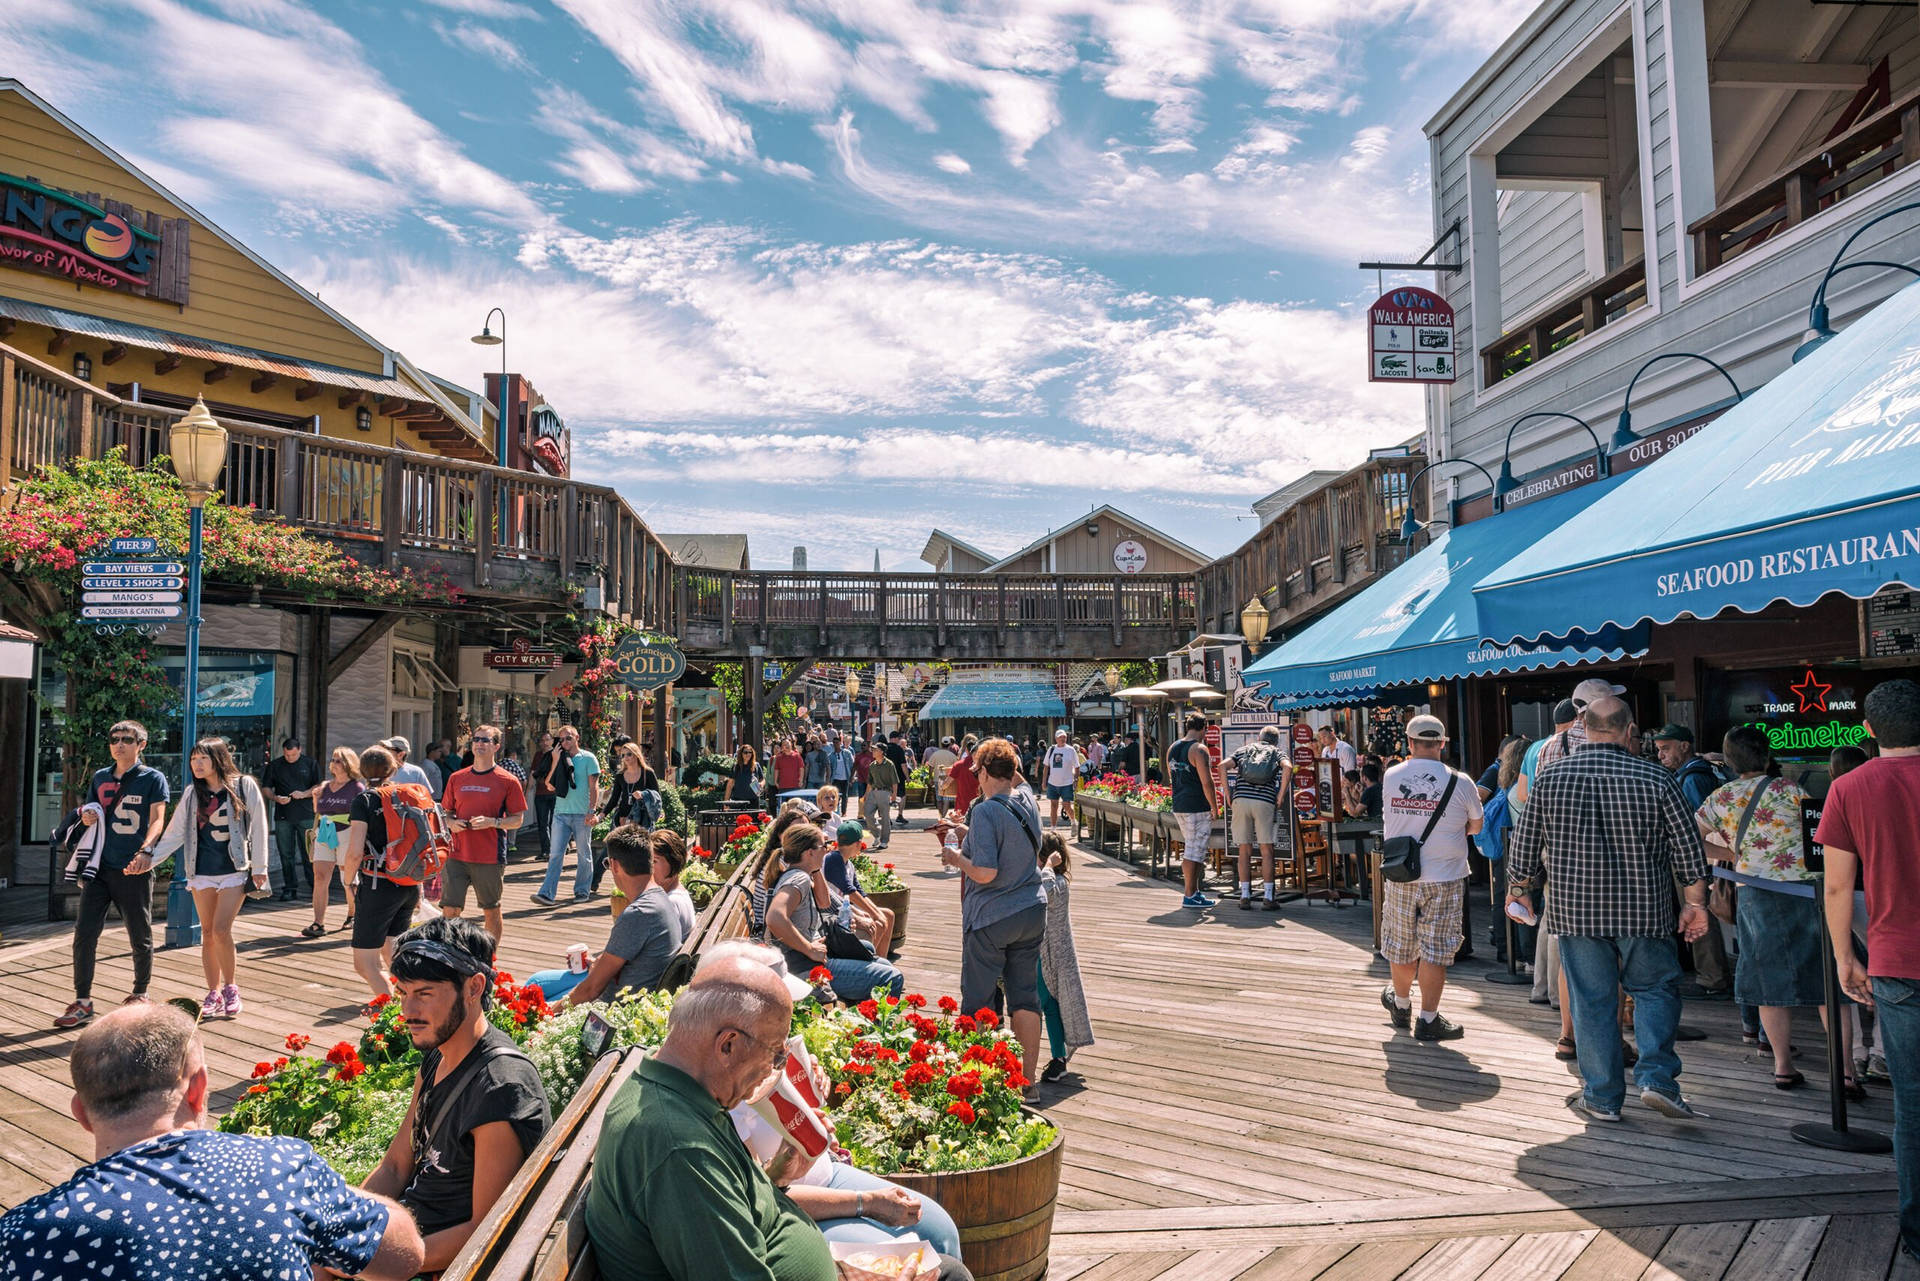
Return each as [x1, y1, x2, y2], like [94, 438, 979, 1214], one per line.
[2, 0, 1533, 570]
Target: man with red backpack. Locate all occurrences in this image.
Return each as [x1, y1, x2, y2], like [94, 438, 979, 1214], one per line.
[342, 744, 452, 1002]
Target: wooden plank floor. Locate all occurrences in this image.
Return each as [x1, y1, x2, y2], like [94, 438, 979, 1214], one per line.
[0, 811, 1908, 1278]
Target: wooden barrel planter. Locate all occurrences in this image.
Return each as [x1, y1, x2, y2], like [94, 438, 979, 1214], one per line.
[866, 886, 910, 950]
[889, 1122, 1063, 1281]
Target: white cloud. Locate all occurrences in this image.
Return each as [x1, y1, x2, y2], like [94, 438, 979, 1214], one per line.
[422, 0, 540, 17]
[933, 153, 972, 175]
[534, 87, 709, 192]
[433, 18, 533, 72]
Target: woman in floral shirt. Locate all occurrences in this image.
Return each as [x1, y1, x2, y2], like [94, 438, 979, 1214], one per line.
[1697, 724, 1858, 1095]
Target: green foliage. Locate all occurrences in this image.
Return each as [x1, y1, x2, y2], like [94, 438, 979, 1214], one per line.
[711, 662, 800, 737]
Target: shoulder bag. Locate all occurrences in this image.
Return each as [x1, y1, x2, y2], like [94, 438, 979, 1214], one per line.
[1378, 771, 1461, 884]
[1708, 778, 1772, 925]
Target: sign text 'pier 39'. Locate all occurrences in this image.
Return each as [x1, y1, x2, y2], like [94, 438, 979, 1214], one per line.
[611, 635, 687, 693]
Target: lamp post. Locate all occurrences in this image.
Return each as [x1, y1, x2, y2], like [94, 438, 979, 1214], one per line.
[1104, 664, 1121, 742]
[1612, 352, 1743, 450]
[165, 398, 227, 949]
[1495, 410, 1607, 505]
[845, 670, 860, 729]
[471, 308, 507, 465]
[1399, 457, 1501, 541]
[1239, 597, 1270, 654]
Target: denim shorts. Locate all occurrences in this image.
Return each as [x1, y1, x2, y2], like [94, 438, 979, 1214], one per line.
[961, 903, 1046, 1016]
[1045, 783, 1075, 802]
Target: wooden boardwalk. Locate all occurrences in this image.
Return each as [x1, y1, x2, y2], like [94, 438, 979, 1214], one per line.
[0, 814, 1909, 1278]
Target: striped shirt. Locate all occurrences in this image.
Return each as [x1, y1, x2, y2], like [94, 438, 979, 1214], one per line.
[1505, 742, 1709, 938]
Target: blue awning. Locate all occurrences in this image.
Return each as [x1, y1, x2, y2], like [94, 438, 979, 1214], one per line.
[1241, 475, 1647, 703]
[919, 677, 1065, 720]
[1475, 279, 1920, 644]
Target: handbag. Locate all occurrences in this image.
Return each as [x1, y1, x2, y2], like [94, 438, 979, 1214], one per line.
[1709, 778, 1772, 925]
[824, 916, 876, 960]
[1379, 771, 1461, 884]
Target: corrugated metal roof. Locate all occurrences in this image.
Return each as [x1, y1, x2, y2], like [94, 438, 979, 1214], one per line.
[0, 294, 421, 399]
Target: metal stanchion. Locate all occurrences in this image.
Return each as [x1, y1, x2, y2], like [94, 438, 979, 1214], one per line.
[1486, 880, 1530, 985]
[1792, 876, 1891, 1153]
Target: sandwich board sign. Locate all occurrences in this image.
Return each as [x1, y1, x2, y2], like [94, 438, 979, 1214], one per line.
[1368, 286, 1457, 384]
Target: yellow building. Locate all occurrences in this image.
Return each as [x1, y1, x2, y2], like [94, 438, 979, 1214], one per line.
[0, 79, 492, 459]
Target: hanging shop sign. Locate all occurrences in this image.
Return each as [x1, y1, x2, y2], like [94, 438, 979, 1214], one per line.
[1113, 539, 1149, 574]
[1499, 455, 1605, 511]
[611, 635, 686, 692]
[1368, 286, 1456, 384]
[484, 637, 561, 671]
[1609, 408, 1731, 476]
[78, 548, 183, 624]
[530, 403, 570, 476]
[1705, 665, 1869, 755]
[1866, 588, 1920, 658]
[0, 173, 190, 303]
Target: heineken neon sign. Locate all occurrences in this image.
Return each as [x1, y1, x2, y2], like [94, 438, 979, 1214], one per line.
[1744, 720, 1870, 752]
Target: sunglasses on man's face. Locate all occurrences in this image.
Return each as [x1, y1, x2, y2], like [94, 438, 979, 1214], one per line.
[472, 735, 499, 744]
[109, 734, 140, 746]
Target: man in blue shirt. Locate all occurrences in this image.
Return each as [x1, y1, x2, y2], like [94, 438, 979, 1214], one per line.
[58, 720, 170, 1029]
[535, 725, 603, 905]
[1, 1004, 424, 1281]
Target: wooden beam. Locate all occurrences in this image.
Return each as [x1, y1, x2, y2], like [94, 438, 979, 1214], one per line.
[203, 363, 230, 384]
[100, 343, 126, 366]
[0, 318, 14, 339]
[326, 612, 403, 686]
[376, 398, 407, 416]
[294, 382, 321, 402]
[249, 373, 278, 394]
[45, 333, 68, 356]
[338, 389, 365, 410]
[154, 354, 181, 375]
[1710, 60, 1869, 91]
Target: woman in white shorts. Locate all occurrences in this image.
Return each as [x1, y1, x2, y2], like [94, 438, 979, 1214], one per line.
[151, 737, 269, 1019]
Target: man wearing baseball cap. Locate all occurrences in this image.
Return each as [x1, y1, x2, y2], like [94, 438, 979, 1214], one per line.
[381, 736, 435, 792]
[1379, 714, 1483, 1042]
[1653, 723, 1735, 999]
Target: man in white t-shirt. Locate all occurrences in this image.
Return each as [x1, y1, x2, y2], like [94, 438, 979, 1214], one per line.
[922, 739, 958, 818]
[1041, 729, 1083, 829]
[1317, 725, 1358, 773]
[1378, 714, 1483, 1042]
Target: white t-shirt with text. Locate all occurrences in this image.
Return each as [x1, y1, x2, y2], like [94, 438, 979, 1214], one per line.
[1045, 745, 1083, 787]
[1381, 758, 1482, 884]
[1320, 739, 1358, 772]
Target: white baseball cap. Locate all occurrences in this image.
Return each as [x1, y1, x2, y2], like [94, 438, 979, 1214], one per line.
[1406, 714, 1448, 742]
[1571, 677, 1627, 707]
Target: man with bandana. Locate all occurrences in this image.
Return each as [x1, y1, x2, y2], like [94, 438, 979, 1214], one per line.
[362, 918, 551, 1273]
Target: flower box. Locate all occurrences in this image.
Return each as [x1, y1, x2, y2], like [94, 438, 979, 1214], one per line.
[867, 886, 911, 950]
[890, 1120, 1063, 1281]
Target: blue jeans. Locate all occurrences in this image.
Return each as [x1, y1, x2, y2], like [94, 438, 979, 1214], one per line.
[1874, 976, 1920, 1257]
[816, 1161, 962, 1257]
[827, 956, 903, 1003]
[539, 811, 596, 900]
[1558, 934, 1685, 1112]
[529, 968, 588, 1001]
[1037, 960, 1066, 1061]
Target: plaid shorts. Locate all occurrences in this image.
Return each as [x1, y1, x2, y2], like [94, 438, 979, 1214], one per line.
[1176, 810, 1214, 862]
[1380, 877, 1466, 966]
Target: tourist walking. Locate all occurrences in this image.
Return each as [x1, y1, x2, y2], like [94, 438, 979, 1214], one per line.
[885, 730, 915, 825]
[1696, 725, 1847, 1092]
[723, 742, 761, 806]
[863, 745, 899, 847]
[1227, 724, 1289, 910]
[529, 731, 558, 855]
[938, 737, 1046, 1084]
[773, 735, 806, 798]
[925, 736, 959, 818]
[1820, 679, 1920, 1259]
[365, 919, 551, 1274]
[382, 736, 434, 790]
[952, 733, 981, 818]
[0, 1004, 425, 1281]
[340, 745, 423, 1001]
[828, 736, 855, 813]
[150, 737, 270, 1019]
[1377, 715, 1482, 1041]
[262, 736, 320, 902]
[593, 743, 661, 893]
[534, 725, 601, 906]
[1507, 696, 1713, 1123]
[58, 720, 169, 1028]
[1168, 712, 1220, 909]
[440, 724, 527, 942]
[1042, 728, 1081, 829]
[1036, 832, 1094, 1083]
[306, 747, 364, 937]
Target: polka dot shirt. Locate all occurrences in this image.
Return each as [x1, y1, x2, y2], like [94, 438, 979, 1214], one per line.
[0, 1128, 389, 1281]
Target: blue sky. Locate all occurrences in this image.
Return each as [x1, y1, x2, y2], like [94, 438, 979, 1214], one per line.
[3, 0, 1532, 569]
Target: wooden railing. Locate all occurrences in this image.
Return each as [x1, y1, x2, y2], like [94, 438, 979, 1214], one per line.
[1691, 87, 1920, 273]
[1195, 454, 1423, 637]
[0, 340, 677, 628]
[1480, 257, 1648, 384]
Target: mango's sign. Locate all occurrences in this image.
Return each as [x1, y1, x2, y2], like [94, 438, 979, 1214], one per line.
[0, 172, 190, 303]
[611, 635, 686, 692]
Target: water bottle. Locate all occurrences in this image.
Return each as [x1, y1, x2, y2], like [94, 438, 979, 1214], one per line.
[941, 826, 961, 873]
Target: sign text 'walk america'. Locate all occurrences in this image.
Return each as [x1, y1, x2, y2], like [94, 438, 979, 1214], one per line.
[1368, 286, 1456, 384]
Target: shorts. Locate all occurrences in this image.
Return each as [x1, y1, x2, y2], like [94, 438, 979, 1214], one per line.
[961, 903, 1046, 1016]
[1380, 878, 1466, 966]
[353, 876, 421, 950]
[1175, 811, 1214, 861]
[440, 859, 504, 911]
[186, 871, 249, 893]
[1045, 783, 1075, 802]
[1230, 799, 1277, 846]
[310, 821, 348, 863]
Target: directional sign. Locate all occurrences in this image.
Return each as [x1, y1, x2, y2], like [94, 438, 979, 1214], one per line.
[82, 561, 186, 576]
[107, 537, 159, 555]
[81, 604, 181, 620]
[83, 590, 183, 605]
[83, 575, 185, 591]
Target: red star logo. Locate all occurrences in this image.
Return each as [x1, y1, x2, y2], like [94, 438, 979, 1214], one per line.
[1790, 669, 1831, 714]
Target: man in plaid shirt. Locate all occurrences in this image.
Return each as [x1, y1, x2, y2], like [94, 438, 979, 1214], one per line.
[1506, 696, 1713, 1123]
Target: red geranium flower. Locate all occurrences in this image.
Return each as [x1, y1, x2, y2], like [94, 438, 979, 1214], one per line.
[946, 1100, 976, 1125]
[325, 1041, 357, 1066]
[873, 1047, 900, 1063]
[246, 1084, 269, 1095]
[334, 1060, 366, 1082]
[251, 1061, 273, 1079]
[954, 1015, 977, 1035]
[857, 999, 880, 1021]
[810, 966, 833, 983]
[367, 993, 391, 1010]
[945, 1071, 983, 1100]
[973, 1008, 1000, 1029]
[893, 1081, 911, 1099]
[285, 1033, 311, 1052]
[938, 996, 958, 1013]
[1007, 1072, 1030, 1090]
[905, 994, 927, 1009]
[903, 1063, 937, 1087]
[909, 1041, 931, 1063]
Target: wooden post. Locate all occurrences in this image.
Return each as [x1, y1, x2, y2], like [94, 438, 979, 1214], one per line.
[561, 482, 580, 575]
[876, 579, 888, 654]
[1054, 577, 1066, 647]
[277, 436, 302, 521]
[472, 476, 494, 589]
[1903, 104, 1920, 176]
[305, 607, 330, 749]
[1111, 579, 1123, 647]
[381, 455, 404, 566]
[1328, 485, 1345, 584]
[651, 683, 672, 779]
[720, 574, 734, 648]
[747, 655, 765, 750]
[757, 570, 769, 644]
[818, 577, 829, 647]
[0, 352, 15, 494]
[1784, 169, 1818, 229]
[67, 390, 93, 464]
[935, 575, 948, 650]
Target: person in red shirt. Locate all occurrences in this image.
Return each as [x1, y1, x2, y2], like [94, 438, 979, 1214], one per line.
[772, 735, 806, 795]
[441, 725, 527, 942]
[1820, 679, 1920, 1261]
[951, 733, 981, 817]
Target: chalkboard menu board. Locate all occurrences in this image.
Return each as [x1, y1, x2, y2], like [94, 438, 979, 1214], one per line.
[1867, 590, 1920, 657]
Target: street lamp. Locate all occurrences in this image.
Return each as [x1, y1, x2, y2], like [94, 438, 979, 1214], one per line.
[165, 397, 227, 948]
[1399, 457, 1501, 540]
[845, 670, 860, 700]
[471, 308, 507, 465]
[1104, 664, 1121, 742]
[1794, 202, 1920, 363]
[1495, 410, 1607, 504]
[1612, 352, 1743, 450]
[1240, 597, 1270, 651]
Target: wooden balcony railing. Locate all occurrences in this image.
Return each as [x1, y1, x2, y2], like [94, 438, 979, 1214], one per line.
[1196, 453, 1423, 638]
[0, 340, 676, 630]
[1690, 87, 1920, 273]
[1480, 257, 1648, 384]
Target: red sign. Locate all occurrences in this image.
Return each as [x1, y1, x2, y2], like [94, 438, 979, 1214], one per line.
[1291, 723, 1314, 745]
[1368, 286, 1456, 384]
[1290, 743, 1315, 767]
[484, 637, 560, 671]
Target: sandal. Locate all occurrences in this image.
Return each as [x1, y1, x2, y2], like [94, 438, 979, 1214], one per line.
[1845, 1076, 1869, 1102]
[1773, 1070, 1806, 1090]
[300, 922, 326, 939]
[1554, 1036, 1577, 1061]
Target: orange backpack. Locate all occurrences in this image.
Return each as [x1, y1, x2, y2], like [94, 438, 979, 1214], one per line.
[372, 782, 451, 886]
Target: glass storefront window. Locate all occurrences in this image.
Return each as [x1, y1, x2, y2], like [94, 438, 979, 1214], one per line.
[156, 649, 293, 780]
[462, 689, 556, 770]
